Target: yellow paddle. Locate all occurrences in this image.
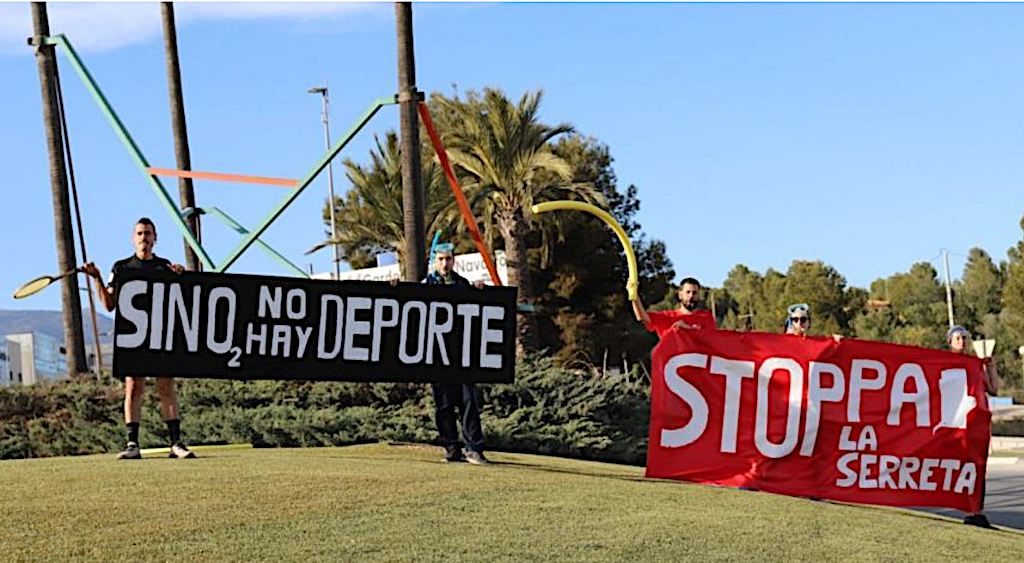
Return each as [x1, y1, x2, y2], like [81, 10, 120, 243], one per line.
[12, 267, 82, 299]
[531, 201, 640, 301]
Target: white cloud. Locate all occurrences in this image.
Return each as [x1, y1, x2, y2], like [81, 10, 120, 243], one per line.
[0, 2, 384, 56]
[0, 3, 36, 54]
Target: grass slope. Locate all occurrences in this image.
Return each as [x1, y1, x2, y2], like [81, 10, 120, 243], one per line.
[1, 443, 1021, 561]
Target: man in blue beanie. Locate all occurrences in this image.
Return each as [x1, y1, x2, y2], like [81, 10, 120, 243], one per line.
[423, 243, 489, 464]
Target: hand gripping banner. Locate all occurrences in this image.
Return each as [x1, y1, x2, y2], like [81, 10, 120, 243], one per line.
[113, 269, 517, 383]
[646, 330, 991, 512]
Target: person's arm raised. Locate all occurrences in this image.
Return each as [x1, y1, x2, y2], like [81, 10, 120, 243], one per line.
[628, 280, 651, 325]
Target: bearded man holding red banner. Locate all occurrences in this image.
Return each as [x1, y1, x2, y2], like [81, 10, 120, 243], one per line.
[631, 277, 716, 337]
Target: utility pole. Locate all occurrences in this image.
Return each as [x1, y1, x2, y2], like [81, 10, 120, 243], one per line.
[1018, 345, 1024, 389]
[308, 83, 341, 280]
[30, 2, 88, 377]
[161, 2, 201, 271]
[942, 249, 955, 329]
[395, 2, 426, 282]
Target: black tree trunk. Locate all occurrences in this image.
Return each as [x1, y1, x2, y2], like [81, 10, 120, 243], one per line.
[31, 2, 87, 377]
[395, 2, 425, 282]
[501, 209, 538, 355]
[161, 2, 201, 271]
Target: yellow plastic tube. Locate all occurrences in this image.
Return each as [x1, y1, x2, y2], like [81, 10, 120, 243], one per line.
[531, 201, 639, 301]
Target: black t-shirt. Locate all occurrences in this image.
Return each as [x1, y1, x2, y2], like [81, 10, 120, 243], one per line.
[108, 255, 173, 297]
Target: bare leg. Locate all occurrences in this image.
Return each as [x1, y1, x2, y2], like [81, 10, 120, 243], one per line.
[117, 377, 148, 458]
[155, 377, 179, 421]
[155, 378, 191, 455]
[124, 376, 146, 424]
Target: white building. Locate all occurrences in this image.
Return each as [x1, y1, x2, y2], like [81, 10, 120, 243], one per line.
[87, 343, 113, 373]
[0, 341, 9, 386]
[5, 332, 65, 385]
[3, 338, 23, 386]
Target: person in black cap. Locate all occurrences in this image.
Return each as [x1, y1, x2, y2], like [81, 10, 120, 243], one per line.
[423, 243, 489, 464]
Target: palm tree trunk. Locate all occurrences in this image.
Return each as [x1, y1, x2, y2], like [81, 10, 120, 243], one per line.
[31, 2, 88, 378]
[161, 2, 201, 271]
[395, 2, 426, 282]
[501, 209, 538, 355]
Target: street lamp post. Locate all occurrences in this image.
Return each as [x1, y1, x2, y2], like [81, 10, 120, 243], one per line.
[1019, 345, 1024, 388]
[308, 83, 341, 279]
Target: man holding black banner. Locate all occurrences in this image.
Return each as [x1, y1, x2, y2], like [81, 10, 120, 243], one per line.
[83, 218, 195, 460]
[424, 243, 489, 465]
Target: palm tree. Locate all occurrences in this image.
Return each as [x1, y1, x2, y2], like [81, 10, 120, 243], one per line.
[160, 2, 200, 271]
[31, 2, 88, 377]
[394, 2, 426, 281]
[319, 132, 453, 274]
[430, 88, 604, 355]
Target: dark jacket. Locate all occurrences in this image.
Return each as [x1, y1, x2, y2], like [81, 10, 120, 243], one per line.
[423, 270, 471, 287]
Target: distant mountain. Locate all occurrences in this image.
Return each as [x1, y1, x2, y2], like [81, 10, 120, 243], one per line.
[0, 309, 113, 345]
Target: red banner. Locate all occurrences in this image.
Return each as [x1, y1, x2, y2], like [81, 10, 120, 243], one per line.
[646, 330, 991, 512]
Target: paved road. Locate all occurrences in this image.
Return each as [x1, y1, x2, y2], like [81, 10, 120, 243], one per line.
[926, 406, 1024, 531]
[992, 405, 1024, 422]
[918, 459, 1024, 531]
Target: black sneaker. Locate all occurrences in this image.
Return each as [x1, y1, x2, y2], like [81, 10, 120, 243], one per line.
[117, 441, 141, 460]
[465, 450, 490, 465]
[442, 446, 464, 463]
[964, 514, 996, 529]
[169, 442, 196, 459]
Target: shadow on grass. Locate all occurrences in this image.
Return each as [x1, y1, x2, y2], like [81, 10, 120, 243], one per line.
[298, 449, 666, 486]
[239, 443, 1024, 535]
[488, 460, 654, 484]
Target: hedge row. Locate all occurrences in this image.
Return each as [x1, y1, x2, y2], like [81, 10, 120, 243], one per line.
[0, 356, 650, 463]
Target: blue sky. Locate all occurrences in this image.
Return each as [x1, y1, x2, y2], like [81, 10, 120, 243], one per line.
[2, 2, 1023, 312]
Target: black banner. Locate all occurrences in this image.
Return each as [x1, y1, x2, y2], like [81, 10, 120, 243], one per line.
[112, 269, 517, 383]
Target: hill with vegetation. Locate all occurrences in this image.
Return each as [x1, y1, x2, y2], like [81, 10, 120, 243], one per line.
[0, 308, 113, 345]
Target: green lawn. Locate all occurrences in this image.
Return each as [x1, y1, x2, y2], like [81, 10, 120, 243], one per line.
[2, 443, 1022, 562]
